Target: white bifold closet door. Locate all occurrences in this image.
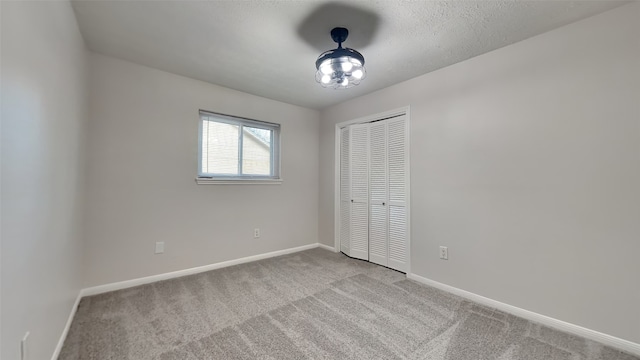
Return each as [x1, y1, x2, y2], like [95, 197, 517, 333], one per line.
[348, 123, 370, 260]
[339, 127, 351, 254]
[368, 120, 388, 266]
[339, 115, 408, 272]
[386, 116, 408, 272]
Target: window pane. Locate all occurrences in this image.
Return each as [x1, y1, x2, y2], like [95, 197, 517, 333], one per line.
[242, 126, 272, 175]
[199, 111, 280, 179]
[202, 120, 239, 175]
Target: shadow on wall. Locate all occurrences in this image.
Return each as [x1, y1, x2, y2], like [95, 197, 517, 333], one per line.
[297, 2, 380, 51]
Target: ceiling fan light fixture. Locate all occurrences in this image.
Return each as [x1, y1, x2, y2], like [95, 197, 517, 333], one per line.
[315, 27, 366, 89]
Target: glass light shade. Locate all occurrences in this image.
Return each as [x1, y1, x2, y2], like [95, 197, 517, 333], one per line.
[315, 56, 366, 89]
[320, 65, 333, 75]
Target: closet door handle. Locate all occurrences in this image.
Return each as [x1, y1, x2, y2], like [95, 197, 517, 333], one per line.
[382, 202, 386, 206]
[351, 199, 354, 203]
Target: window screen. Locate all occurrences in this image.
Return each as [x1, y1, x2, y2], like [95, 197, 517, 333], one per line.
[199, 111, 280, 179]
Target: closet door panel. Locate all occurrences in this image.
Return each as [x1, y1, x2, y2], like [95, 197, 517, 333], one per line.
[339, 127, 351, 255]
[369, 122, 387, 203]
[350, 202, 369, 259]
[388, 117, 406, 204]
[388, 206, 408, 272]
[368, 121, 388, 266]
[349, 124, 369, 260]
[340, 204, 351, 254]
[387, 116, 408, 272]
[369, 205, 387, 266]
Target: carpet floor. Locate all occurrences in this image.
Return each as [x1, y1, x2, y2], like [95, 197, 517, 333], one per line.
[59, 248, 638, 360]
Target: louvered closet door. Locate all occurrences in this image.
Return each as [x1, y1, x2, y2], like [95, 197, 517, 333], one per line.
[368, 121, 388, 266]
[387, 116, 408, 272]
[339, 127, 351, 255]
[349, 124, 369, 260]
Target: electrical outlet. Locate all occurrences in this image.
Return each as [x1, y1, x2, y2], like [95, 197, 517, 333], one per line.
[21, 332, 29, 360]
[439, 246, 448, 260]
[155, 242, 165, 254]
[254, 228, 260, 238]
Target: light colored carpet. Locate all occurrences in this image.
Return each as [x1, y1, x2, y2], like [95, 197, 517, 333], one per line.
[59, 248, 638, 360]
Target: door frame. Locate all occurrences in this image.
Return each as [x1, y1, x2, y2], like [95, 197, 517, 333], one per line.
[333, 106, 411, 273]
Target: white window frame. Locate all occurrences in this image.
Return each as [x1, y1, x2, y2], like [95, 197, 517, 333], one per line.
[196, 110, 282, 184]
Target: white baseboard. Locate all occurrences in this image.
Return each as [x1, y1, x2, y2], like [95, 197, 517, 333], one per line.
[82, 243, 322, 297]
[406, 273, 640, 357]
[51, 290, 82, 360]
[318, 243, 339, 252]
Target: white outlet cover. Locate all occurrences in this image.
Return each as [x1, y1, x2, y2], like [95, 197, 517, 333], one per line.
[155, 242, 165, 254]
[439, 246, 449, 260]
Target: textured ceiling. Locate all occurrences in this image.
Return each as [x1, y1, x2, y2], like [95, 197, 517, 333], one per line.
[71, 0, 627, 110]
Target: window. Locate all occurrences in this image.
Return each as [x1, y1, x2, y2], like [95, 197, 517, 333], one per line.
[198, 111, 281, 183]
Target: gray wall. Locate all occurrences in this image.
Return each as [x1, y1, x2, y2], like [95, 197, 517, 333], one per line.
[319, 3, 640, 343]
[83, 53, 320, 287]
[1, 2, 89, 359]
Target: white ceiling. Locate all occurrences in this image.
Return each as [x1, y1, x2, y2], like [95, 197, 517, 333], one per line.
[71, 0, 627, 110]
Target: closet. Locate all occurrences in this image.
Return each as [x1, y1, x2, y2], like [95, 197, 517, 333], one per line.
[339, 114, 409, 272]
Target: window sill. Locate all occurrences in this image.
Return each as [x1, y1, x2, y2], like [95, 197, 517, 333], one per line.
[195, 177, 283, 185]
